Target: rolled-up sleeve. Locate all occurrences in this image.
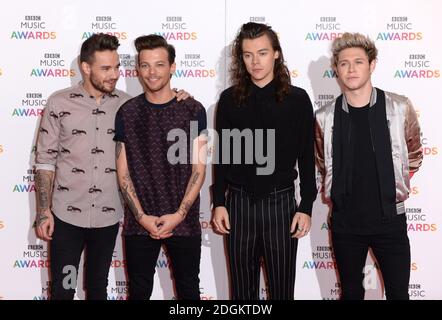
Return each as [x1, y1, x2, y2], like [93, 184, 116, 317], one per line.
[35, 97, 61, 171]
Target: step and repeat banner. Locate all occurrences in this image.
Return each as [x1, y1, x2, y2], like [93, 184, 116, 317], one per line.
[0, 0, 440, 300]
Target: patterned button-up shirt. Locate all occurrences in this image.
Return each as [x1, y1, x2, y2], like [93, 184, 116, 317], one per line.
[35, 83, 131, 228]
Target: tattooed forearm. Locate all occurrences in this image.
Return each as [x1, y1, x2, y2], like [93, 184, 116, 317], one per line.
[177, 170, 204, 219]
[34, 170, 54, 227]
[120, 171, 144, 221]
[191, 172, 200, 186]
[35, 170, 54, 214]
[183, 172, 200, 197]
[116, 142, 146, 223]
[116, 142, 123, 160]
[177, 200, 192, 219]
[122, 189, 144, 221]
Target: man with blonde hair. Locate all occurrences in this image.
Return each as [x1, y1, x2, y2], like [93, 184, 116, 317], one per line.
[315, 32, 422, 300]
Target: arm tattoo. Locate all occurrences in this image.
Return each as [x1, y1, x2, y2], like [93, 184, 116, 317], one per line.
[177, 200, 192, 219]
[184, 172, 200, 197]
[35, 171, 52, 212]
[35, 214, 49, 228]
[191, 172, 200, 186]
[180, 199, 192, 215]
[35, 170, 53, 227]
[178, 171, 203, 219]
[120, 171, 144, 221]
[116, 142, 123, 160]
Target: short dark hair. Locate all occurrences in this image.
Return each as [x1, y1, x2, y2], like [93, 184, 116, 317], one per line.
[79, 33, 120, 64]
[134, 34, 175, 65]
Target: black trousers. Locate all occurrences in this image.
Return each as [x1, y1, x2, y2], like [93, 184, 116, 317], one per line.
[124, 234, 201, 300]
[226, 186, 298, 300]
[332, 228, 410, 300]
[50, 215, 119, 300]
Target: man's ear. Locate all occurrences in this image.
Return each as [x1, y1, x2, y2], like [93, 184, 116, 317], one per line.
[370, 59, 377, 74]
[81, 61, 91, 76]
[170, 62, 176, 75]
[333, 66, 339, 78]
[274, 50, 280, 60]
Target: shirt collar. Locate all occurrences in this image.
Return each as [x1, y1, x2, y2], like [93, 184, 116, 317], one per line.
[71, 81, 120, 99]
[342, 87, 377, 112]
[249, 78, 277, 96]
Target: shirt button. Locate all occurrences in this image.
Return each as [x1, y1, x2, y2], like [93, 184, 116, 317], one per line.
[94, 166, 98, 169]
[92, 204, 95, 207]
[96, 127, 99, 130]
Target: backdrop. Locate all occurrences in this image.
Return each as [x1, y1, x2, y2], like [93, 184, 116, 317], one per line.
[0, 0, 440, 300]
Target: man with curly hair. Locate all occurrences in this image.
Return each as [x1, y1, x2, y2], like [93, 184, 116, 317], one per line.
[211, 22, 317, 300]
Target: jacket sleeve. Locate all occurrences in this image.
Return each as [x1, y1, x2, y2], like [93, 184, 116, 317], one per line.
[404, 98, 423, 173]
[314, 113, 326, 179]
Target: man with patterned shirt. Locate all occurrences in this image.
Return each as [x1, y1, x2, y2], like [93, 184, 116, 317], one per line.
[35, 33, 130, 300]
[115, 34, 207, 300]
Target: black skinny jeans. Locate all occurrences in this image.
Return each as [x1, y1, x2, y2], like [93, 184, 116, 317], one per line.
[332, 229, 410, 300]
[50, 215, 119, 300]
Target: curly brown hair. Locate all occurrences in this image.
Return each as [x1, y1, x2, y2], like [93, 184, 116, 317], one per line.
[230, 22, 291, 106]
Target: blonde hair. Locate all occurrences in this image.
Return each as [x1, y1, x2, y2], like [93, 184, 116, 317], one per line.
[331, 32, 378, 67]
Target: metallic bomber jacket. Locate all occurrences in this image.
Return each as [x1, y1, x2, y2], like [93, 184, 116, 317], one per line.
[314, 87, 423, 210]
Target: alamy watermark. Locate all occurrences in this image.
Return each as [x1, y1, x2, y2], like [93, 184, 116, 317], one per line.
[167, 121, 275, 176]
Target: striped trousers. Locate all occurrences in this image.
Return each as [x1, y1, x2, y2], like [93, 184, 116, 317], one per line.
[226, 186, 298, 300]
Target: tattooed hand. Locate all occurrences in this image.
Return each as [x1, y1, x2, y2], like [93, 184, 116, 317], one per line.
[35, 209, 54, 241]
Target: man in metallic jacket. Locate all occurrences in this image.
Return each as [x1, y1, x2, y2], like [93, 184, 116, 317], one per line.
[315, 32, 422, 300]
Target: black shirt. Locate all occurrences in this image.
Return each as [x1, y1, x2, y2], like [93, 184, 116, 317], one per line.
[212, 80, 317, 215]
[335, 103, 406, 234]
[346, 104, 383, 230]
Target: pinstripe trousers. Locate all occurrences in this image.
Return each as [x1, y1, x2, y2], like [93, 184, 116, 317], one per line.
[226, 185, 298, 300]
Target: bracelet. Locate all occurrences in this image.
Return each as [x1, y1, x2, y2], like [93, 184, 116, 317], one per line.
[177, 208, 187, 219]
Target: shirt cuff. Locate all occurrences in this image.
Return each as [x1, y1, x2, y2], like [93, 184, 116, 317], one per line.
[35, 163, 56, 172]
[297, 200, 313, 216]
